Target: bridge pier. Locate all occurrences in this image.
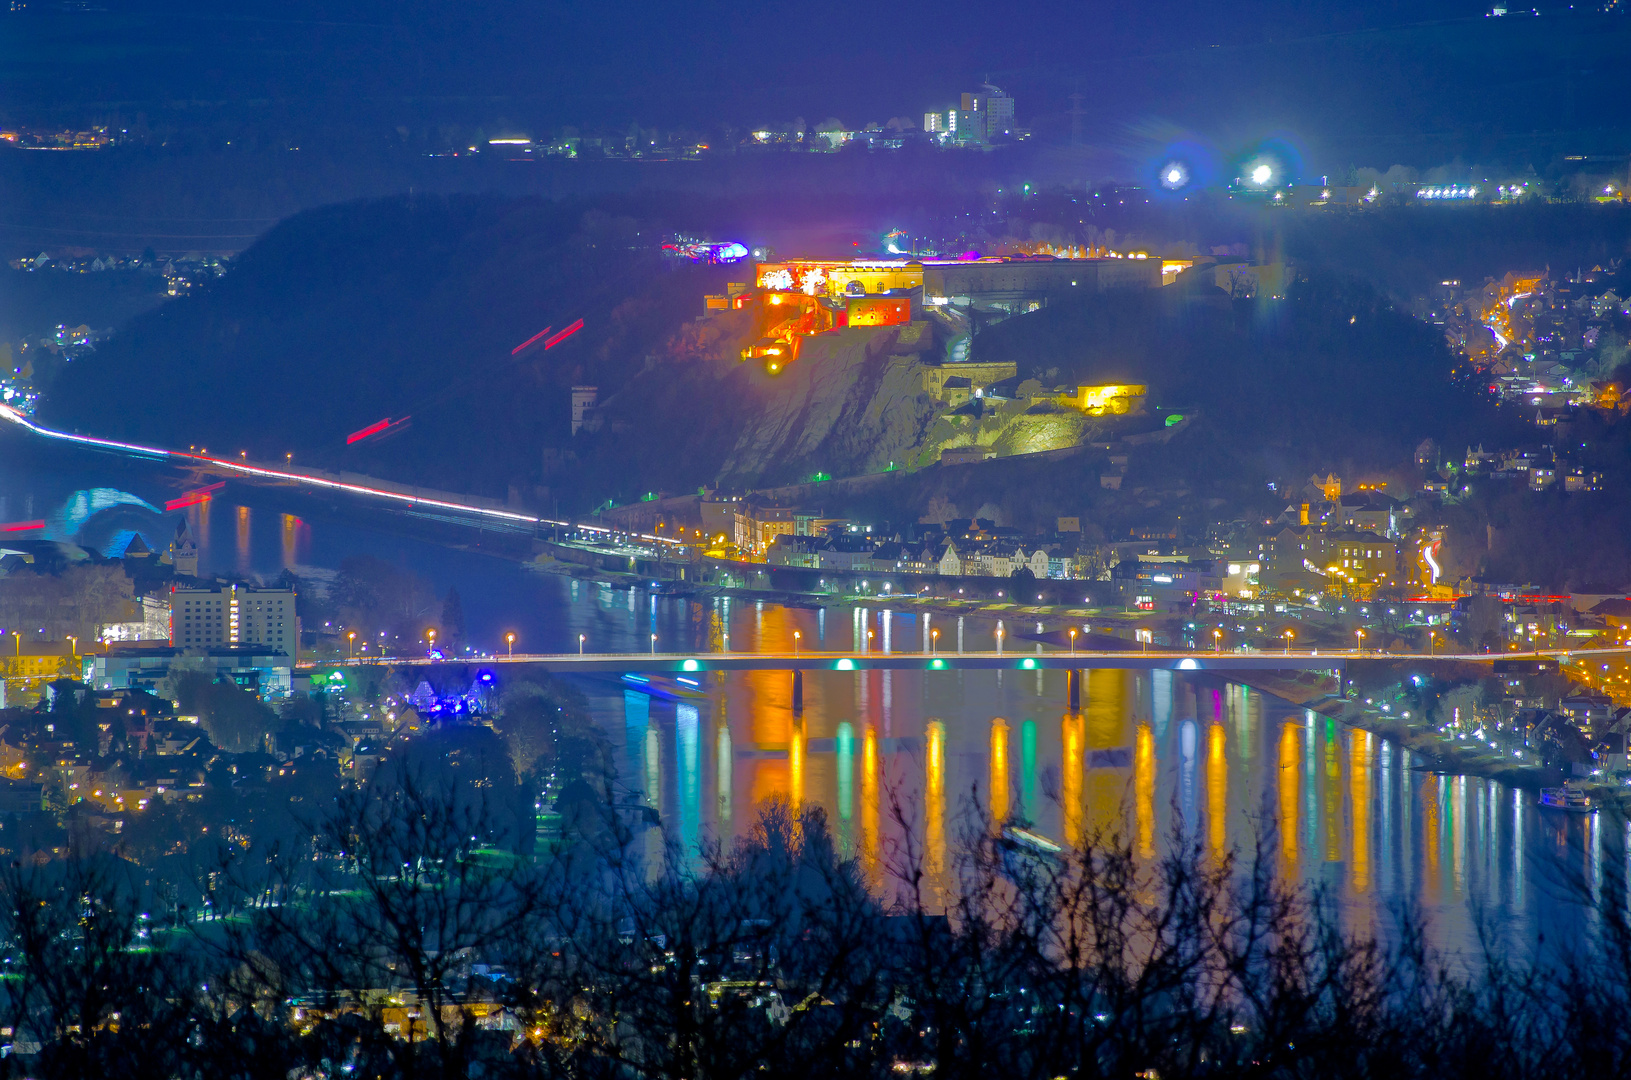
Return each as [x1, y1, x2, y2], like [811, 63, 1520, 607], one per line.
[792, 669, 804, 714]
[1066, 669, 1082, 712]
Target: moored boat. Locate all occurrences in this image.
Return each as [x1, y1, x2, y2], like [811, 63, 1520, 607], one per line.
[1538, 785, 1597, 814]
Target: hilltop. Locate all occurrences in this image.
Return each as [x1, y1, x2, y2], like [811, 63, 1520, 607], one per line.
[41, 194, 726, 502]
[38, 193, 1537, 525]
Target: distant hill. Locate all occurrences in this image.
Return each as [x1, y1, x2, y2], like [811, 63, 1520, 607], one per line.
[972, 272, 1522, 466]
[42, 194, 727, 501]
[33, 194, 1553, 520]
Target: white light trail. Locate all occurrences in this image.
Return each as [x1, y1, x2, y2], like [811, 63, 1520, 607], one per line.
[0, 404, 684, 547]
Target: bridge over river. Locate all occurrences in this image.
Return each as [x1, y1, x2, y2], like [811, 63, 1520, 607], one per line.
[310, 647, 1623, 710]
[312, 647, 1628, 676]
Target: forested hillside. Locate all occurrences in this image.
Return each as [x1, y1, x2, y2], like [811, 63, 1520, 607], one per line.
[38, 193, 1609, 542]
[973, 272, 1521, 472]
[42, 194, 726, 500]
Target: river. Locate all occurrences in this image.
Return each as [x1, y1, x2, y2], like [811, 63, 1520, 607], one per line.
[4, 427, 1618, 959]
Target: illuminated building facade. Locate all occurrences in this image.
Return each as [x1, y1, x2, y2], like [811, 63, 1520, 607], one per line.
[740, 261, 923, 372]
[737, 254, 1168, 374]
[755, 261, 922, 298]
[1256, 527, 1401, 600]
[921, 361, 1017, 401]
[1061, 384, 1147, 415]
[732, 502, 804, 556]
[844, 297, 912, 327]
[977, 90, 1016, 138]
[88, 646, 294, 697]
[923, 86, 1017, 144]
[171, 584, 296, 661]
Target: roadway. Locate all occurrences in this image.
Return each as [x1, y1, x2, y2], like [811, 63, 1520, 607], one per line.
[330, 649, 1345, 673]
[8, 405, 1623, 677]
[0, 403, 679, 549]
[313, 647, 1631, 675]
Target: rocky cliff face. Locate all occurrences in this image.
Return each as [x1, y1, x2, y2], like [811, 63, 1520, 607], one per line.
[906, 402, 1094, 470]
[715, 322, 939, 486]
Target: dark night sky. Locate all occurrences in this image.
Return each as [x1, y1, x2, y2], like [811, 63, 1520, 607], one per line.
[4, 0, 1624, 149]
[17, 0, 1454, 122]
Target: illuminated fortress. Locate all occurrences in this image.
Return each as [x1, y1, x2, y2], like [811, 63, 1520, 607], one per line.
[711, 254, 1166, 374]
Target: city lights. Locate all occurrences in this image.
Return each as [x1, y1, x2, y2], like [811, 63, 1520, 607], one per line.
[1160, 161, 1190, 189]
[10, 12, 1631, 1070]
[1415, 185, 1479, 200]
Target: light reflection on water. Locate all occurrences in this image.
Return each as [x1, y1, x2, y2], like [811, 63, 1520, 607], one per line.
[8, 443, 1618, 959]
[600, 595, 1613, 959]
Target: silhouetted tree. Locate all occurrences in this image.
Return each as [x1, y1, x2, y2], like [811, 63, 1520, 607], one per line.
[441, 587, 466, 653]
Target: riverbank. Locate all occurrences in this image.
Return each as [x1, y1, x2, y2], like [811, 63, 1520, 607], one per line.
[523, 551, 828, 609]
[521, 555, 1631, 811]
[1225, 668, 1631, 814]
[525, 550, 1145, 632]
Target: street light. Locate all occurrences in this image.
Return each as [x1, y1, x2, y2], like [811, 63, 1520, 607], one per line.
[578, 633, 586, 656]
[793, 630, 800, 657]
[1213, 628, 1222, 653]
[1069, 627, 1077, 656]
[347, 631, 355, 660]
[996, 625, 1004, 655]
[651, 633, 658, 655]
[931, 628, 939, 655]
[1355, 629, 1365, 654]
[426, 628, 436, 656]
[1429, 630, 1437, 656]
[506, 632, 515, 659]
[1283, 629, 1294, 655]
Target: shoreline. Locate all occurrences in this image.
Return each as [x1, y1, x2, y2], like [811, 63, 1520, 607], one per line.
[524, 549, 1135, 622]
[464, 553, 1631, 810]
[1231, 670, 1631, 810]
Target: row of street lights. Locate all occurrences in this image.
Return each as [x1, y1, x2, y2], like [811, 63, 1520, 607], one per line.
[337, 621, 1457, 663]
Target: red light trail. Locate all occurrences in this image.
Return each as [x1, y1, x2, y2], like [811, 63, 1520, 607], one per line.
[163, 482, 225, 511]
[0, 520, 43, 533]
[543, 319, 584, 349]
[346, 418, 393, 444]
[510, 326, 553, 355]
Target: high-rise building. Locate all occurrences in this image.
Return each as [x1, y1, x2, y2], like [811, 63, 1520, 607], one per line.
[923, 111, 946, 134]
[953, 87, 1015, 142]
[171, 584, 297, 662]
[949, 108, 983, 142]
[982, 90, 1016, 137]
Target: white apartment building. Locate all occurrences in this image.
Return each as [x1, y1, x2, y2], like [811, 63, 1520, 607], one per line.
[171, 584, 297, 661]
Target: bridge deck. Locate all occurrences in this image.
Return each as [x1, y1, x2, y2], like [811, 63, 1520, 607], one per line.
[321, 650, 1350, 673]
[311, 647, 1628, 675]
